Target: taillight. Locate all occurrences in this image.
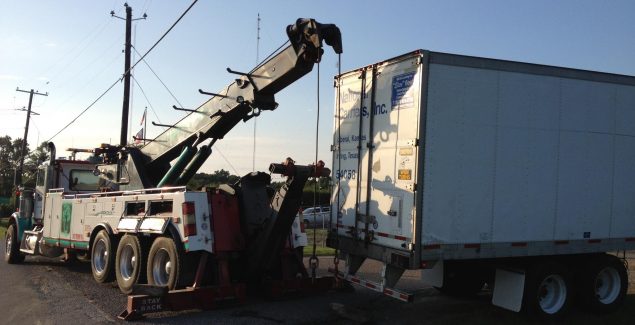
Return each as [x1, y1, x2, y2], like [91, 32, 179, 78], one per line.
[300, 219, 306, 233]
[182, 201, 197, 236]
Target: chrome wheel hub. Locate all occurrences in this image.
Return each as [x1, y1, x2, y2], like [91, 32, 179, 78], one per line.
[595, 267, 621, 304]
[538, 274, 567, 314]
[120, 244, 136, 281]
[152, 248, 171, 286]
[93, 239, 108, 275]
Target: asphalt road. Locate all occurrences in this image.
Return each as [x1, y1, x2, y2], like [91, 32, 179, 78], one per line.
[3, 238, 635, 324]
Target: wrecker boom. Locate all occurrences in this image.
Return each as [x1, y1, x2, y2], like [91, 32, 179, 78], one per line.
[116, 18, 342, 190]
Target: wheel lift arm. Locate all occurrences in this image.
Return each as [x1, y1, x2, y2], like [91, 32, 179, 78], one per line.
[246, 160, 330, 283]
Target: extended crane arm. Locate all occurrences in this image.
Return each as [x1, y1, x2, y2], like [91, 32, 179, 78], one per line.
[127, 18, 341, 188]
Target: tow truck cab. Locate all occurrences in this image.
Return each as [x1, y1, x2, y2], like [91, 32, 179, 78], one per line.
[12, 157, 99, 244]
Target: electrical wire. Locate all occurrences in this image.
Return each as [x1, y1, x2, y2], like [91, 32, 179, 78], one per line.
[45, 79, 120, 142]
[131, 47, 240, 174]
[53, 51, 123, 109]
[213, 145, 239, 176]
[46, 0, 199, 142]
[40, 18, 113, 84]
[127, 0, 199, 75]
[131, 46, 184, 108]
[131, 76, 161, 123]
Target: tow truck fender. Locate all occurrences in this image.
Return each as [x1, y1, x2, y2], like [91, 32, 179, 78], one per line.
[164, 223, 186, 250]
[8, 212, 31, 242]
[88, 222, 115, 250]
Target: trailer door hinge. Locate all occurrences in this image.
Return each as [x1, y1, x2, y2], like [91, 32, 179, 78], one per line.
[331, 144, 340, 151]
[406, 139, 418, 146]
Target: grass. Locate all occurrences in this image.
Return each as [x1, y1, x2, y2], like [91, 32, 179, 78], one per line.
[303, 228, 336, 256]
[0, 218, 7, 238]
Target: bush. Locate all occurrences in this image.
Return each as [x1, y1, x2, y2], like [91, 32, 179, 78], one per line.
[0, 203, 14, 218]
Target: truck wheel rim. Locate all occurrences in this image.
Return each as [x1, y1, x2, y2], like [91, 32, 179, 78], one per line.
[538, 274, 567, 314]
[152, 248, 171, 286]
[120, 244, 136, 281]
[93, 239, 108, 275]
[596, 267, 621, 304]
[5, 230, 12, 256]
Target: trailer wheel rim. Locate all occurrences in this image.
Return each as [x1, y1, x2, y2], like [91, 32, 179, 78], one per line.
[119, 244, 136, 281]
[93, 239, 108, 275]
[152, 248, 171, 286]
[5, 229, 12, 257]
[595, 267, 621, 304]
[538, 274, 567, 314]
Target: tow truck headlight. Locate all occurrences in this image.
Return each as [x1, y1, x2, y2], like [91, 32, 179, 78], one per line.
[182, 201, 197, 237]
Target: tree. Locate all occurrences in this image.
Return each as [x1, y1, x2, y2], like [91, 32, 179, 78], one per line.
[186, 169, 240, 190]
[23, 142, 50, 187]
[301, 177, 331, 208]
[0, 136, 27, 197]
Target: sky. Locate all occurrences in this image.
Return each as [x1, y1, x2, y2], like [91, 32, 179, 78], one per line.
[1, 0, 634, 177]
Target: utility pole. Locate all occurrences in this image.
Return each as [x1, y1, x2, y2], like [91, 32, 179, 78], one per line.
[111, 3, 146, 147]
[14, 88, 47, 187]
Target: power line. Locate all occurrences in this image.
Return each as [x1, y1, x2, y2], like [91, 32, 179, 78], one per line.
[40, 18, 113, 84]
[131, 59, 238, 173]
[46, 79, 119, 142]
[128, 0, 198, 75]
[46, 0, 199, 142]
[214, 144, 239, 175]
[131, 75, 161, 123]
[131, 46, 183, 108]
[52, 51, 123, 109]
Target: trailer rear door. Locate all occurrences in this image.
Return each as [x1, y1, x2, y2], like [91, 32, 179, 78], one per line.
[332, 53, 423, 251]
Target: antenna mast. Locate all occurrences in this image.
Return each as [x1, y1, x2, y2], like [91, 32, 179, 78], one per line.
[252, 13, 261, 171]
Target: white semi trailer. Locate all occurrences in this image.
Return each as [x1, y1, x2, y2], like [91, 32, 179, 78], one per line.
[328, 50, 635, 320]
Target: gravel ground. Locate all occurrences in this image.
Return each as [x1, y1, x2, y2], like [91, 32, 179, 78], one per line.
[2, 238, 635, 324]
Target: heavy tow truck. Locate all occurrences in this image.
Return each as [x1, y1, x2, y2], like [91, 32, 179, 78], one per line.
[4, 18, 342, 319]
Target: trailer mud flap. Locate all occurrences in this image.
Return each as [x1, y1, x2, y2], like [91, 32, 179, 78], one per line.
[492, 268, 525, 312]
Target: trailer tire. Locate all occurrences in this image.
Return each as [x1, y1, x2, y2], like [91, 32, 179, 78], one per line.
[577, 254, 628, 314]
[91, 230, 116, 283]
[523, 262, 572, 320]
[4, 224, 25, 264]
[115, 234, 147, 294]
[146, 237, 184, 290]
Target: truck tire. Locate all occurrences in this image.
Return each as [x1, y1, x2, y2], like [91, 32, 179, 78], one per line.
[523, 262, 572, 320]
[577, 254, 628, 313]
[115, 234, 147, 294]
[146, 236, 185, 290]
[91, 230, 116, 283]
[4, 224, 25, 264]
